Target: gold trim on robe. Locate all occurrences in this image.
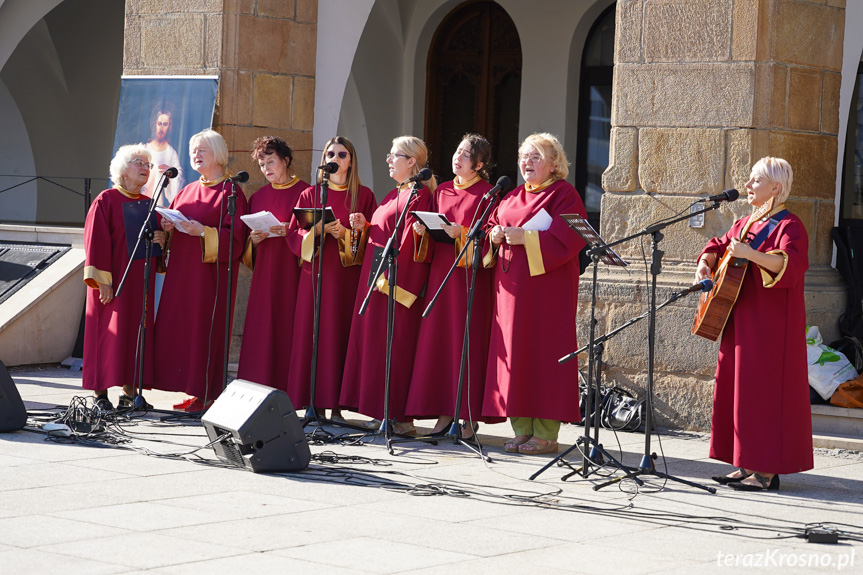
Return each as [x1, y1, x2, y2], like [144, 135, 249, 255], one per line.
[84, 266, 112, 289]
[453, 175, 481, 190]
[414, 229, 431, 262]
[115, 185, 141, 199]
[201, 226, 219, 263]
[524, 230, 546, 276]
[759, 249, 788, 288]
[327, 181, 348, 192]
[241, 236, 254, 270]
[301, 227, 317, 263]
[200, 175, 229, 187]
[483, 243, 498, 268]
[339, 223, 369, 267]
[525, 177, 555, 194]
[375, 274, 418, 309]
[454, 226, 470, 268]
[272, 175, 300, 189]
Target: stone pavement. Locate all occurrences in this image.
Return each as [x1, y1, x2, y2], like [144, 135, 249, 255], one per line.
[1, 365, 861, 575]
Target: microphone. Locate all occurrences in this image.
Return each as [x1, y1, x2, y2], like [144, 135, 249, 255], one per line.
[400, 167, 433, 185]
[163, 167, 179, 178]
[318, 162, 339, 174]
[483, 175, 512, 201]
[229, 171, 249, 183]
[702, 189, 739, 203]
[673, 278, 713, 299]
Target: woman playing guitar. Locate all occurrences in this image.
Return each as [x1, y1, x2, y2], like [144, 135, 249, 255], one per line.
[694, 157, 813, 492]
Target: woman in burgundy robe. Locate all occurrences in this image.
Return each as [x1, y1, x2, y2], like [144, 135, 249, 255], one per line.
[339, 136, 435, 434]
[484, 133, 586, 455]
[237, 136, 308, 390]
[155, 129, 248, 413]
[83, 144, 165, 411]
[285, 137, 377, 419]
[696, 157, 812, 491]
[406, 134, 501, 437]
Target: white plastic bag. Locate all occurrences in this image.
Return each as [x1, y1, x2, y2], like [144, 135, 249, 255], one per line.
[807, 326, 859, 400]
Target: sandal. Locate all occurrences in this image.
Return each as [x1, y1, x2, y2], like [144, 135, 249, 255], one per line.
[392, 421, 417, 436]
[518, 438, 559, 455]
[728, 473, 780, 492]
[711, 467, 751, 485]
[504, 435, 531, 453]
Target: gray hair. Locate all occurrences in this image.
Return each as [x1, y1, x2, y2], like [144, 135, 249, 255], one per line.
[110, 144, 151, 188]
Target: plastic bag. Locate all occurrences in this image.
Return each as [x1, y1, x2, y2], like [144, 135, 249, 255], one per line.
[807, 326, 859, 401]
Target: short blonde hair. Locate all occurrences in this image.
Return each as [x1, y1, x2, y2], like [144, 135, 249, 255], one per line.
[110, 144, 151, 188]
[520, 132, 570, 181]
[393, 135, 438, 192]
[189, 129, 229, 169]
[751, 156, 793, 203]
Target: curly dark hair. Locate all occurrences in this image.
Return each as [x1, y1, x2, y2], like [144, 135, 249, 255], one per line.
[250, 136, 294, 167]
[461, 133, 494, 181]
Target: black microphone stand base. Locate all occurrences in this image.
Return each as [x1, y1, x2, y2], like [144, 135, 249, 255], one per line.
[299, 409, 372, 442]
[445, 421, 491, 461]
[592, 453, 717, 493]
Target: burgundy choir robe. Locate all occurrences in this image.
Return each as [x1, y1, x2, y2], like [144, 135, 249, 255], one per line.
[285, 184, 378, 409]
[236, 178, 308, 389]
[340, 184, 433, 421]
[405, 178, 502, 422]
[83, 188, 157, 391]
[482, 179, 586, 422]
[700, 209, 813, 474]
[154, 179, 248, 400]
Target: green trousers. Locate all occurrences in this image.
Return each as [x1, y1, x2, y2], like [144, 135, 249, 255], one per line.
[510, 417, 560, 441]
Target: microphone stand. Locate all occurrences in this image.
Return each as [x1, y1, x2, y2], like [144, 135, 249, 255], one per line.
[421, 192, 502, 462]
[358, 181, 439, 454]
[578, 202, 723, 493]
[115, 172, 170, 412]
[221, 178, 239, 392]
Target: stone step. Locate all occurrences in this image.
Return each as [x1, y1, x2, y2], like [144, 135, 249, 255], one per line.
[811, 404, 863, 451]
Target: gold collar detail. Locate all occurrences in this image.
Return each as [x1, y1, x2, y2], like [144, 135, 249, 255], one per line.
[525, 177, 555, 194]
[454, 175, 481, 190]
[116, 185, 141, 199]
[200, 174, 229, 187]
[273, 175, 299, 189]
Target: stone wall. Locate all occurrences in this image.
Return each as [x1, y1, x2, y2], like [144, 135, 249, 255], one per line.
[124, 0, 318, 360]
[596, 0, 847, 429]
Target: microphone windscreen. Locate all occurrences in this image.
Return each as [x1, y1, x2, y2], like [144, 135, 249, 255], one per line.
[700, 278, 714, 291]
[417, 167, 433, 181]
[164, 167, 179, 178]
[496, 175, 512, 192]
[234, 171, 250, 183]
[724, 188, 739, 201]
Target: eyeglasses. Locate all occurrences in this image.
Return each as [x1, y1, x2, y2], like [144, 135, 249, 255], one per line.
[129, 159, 153, 169]
[518, 153, 543, 164]
[327, 150, 349, 160]
[386, 153, 410, 161]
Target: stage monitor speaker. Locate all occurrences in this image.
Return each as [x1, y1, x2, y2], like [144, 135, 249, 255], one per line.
[0, 360, 27, 432]
[201, 379, 310, 473]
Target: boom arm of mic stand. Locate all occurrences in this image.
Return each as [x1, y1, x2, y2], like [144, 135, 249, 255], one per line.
[115, 172, 168, 297]
[358, 182, 420, 316]
[597, 201, 724, 255]
[422, 192, 500, 318]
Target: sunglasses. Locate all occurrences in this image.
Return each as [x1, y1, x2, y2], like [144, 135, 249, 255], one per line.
[327, 151, 349, 159]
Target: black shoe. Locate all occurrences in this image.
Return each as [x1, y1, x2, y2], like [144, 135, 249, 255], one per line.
[459, 421, 480, 440]
[94, 394, 114, 413]
[712, 467, 751, 485]
[728, 473, 780, 492]
[118, 394, 153, 410]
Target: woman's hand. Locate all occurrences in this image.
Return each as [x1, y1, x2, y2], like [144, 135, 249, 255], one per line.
[726, 238, 754, 260]
[503, 227, 525, 246]
[349, 213, 367, 230]
[185, 220, 204, 237]
[269, 223, 287, 238]
[153, 230, 166, 248]
[98, 283, 114, 305]
[413, 221, 427, 236]
[695, 252, 717, 283]
[324, 219, 343, 239]
[489, 225, 505, 246]
[161, 219, 175, 232]
[441, 223, 461, 239]
[250, 230, 268, 245]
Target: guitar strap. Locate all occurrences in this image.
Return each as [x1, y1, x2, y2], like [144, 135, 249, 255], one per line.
[746, 209, 789, 251]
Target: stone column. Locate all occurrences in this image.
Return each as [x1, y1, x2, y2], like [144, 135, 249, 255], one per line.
[595, 0, 846, 429]
[124, 0, 318, 360]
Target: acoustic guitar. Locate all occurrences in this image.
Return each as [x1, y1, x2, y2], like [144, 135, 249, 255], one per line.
[691, 200, 774, 341]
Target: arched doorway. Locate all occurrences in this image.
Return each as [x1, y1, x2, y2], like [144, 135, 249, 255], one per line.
[575, 3, 615, 231]
[424, 1, 522, 185]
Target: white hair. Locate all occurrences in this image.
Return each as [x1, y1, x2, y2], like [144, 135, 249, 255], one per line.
[110, 144, 151, 188]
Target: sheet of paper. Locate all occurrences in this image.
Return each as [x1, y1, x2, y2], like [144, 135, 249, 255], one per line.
[155, 207, 192, 234]
[411, 211, 452, 230]
[522, 208, 552, 231]
[240, 210, 281, 238]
